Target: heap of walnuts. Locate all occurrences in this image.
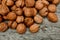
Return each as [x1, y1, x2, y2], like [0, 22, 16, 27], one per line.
[0, 0, 59, 34]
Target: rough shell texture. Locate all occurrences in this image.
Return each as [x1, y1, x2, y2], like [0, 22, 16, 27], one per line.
[35, 1, 44, 10]
[15, 0, 24, 7]
[34, 15, 43, 23]
[0, 4, 9, 15]
[0, 22, 8, 32]
[16, 24, 26, 34]
[16, 16, 24, 23]
[7, 12, 17, 21]
[11, 21, 17, 29]
[30, 23, 39, 33]
[23, 7, 37, 17]
[48, 4, 56, 12]
[6, 0, 14, 6]
[25, 0, 35, 7]
[39, 7, 48, 17]
[15, 8, 23, 16]
[52, 0, 60, 4]
[47, 12, 58, 22]
[24, 17, 34, 27]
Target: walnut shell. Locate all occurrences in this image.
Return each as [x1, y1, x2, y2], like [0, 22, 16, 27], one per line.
[48, 4, 56, 12]
[25, 0, 35, 7]
[0, 22, 8, 32]
[35, 1, 44, 10]
[47, 12, 58, 22]
[0, 4, 9, 15]
[34, 15, 43, 23]
[25, 17, 34, 27]
[15, 8, 23, 16]
[30, 23, 39, 33]
[39, 7, 48, 17]
[11, 21, 17, 29]
[15, 0, 24, 7]
[16, 16, 24, 23]
[42, 0, 49, 6]
[16, 24, 26, 34]
[52, 0, 59, 5]
[23, 7, 37, 17]
[7, 12, 17, 21]
[6, 0, 14, 6]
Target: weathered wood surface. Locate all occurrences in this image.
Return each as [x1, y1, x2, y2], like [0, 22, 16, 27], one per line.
[0, 3, 60, 40]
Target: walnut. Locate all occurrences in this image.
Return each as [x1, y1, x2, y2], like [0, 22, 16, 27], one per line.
[30, 23, 39, 33]
[16, 23, 26, 34]
[15, 0, 24, 7]
[24, 17, 34, 27]
[34, 15, 43, 23]
[15, 8, 23, 16]
[25, 0, 35, 7]
[7, 12, 17, 21]
[0, 22, 8, 32]
[47, 12, 58, 22]
[16, 16, 24, 23]
[23, 7, 37, 17]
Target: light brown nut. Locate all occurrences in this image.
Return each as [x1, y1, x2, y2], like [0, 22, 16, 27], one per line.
[8, 21, 13, 27]
[48, 4, 56, 12]
[39, 7, 48, 17]
[35, 1, 44, 10]
[16, 16, 24, 23]
[15, 8, 23, 16]
[15, 0, 24, 7]
[34, 15, 43, 24]
[0, 22, 8, 32]
[40, 12, 48, 17]
[23, 7, 32, 17]
[11, 5, 17, 11]
[24, 17, 34, 27]
[7, 12, 17, 21]
[47, 12, 58, 22]
[16, 24, 26, 34]
[40, 11, 48, 17]
[25, 0, 35, 7]
[6, 0, 14, 6]
[11, 21, 17, 29]
[23, 7, 37, 17]
[29, 23, 39, 33]
[42, 0, 49, 6]
[39, 6, 48, 13]
[52, 0, 59, 4]
[0, 4, 9, 15]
